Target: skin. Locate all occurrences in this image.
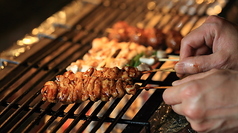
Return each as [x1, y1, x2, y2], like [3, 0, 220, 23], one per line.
[163, 69, 238, 132]
[163, 15, 238, 132]
[175, 15, 238, 77]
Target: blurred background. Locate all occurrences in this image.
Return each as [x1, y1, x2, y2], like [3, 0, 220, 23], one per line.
[0, 0, 238, 52]
[0, 0, 73, 52]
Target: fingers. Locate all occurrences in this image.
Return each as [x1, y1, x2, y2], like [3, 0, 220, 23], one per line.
[171, 104, 185, 115]
[175, 55, 209, 74]
[179, 16, 216, 60]
[163, 69, 218, 106]
[177, 16, 228, 76]
[172, 69, 217, 86]
[175, 52, 227, 76]
[163, 75, 200, 105]
[162, 85, 182, 105]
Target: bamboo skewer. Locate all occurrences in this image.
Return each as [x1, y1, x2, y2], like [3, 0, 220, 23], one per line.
[140, 86, 172, 89]
[158, 58, 179, 62]
[142, 66, 175, 73]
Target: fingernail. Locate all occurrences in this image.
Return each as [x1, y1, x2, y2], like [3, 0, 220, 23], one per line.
[172, 80, 181, 86]
[172, 81, 178, 86]
[175, 62, 185, 73]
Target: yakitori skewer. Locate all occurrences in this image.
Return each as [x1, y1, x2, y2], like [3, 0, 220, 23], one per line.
[41, 66, 176, 104]
[106, 21, 183, 52]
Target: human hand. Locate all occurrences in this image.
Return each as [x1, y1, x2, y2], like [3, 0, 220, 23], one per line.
[163, 69, 238, 132]
[175, 15, 238, 77]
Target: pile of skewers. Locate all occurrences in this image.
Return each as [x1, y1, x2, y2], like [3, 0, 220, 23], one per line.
[41, 21, 180, 104]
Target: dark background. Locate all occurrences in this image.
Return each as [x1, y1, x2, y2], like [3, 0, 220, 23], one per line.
[0, 0, 238, 53]
[0, 0, 73, 52]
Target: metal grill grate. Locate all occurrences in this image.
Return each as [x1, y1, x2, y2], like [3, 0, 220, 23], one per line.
[0, 0, 233, 132]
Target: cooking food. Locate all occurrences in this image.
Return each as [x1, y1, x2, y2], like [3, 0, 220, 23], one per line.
[66, 37, 154, 73]
[107, 21, 166, 50]
[143, 28, 166, 49]
[107, 21, 183, 51]
[41, 66, 142, 103]
[41, 21, 180, 104]
[165, 30, 183, 53]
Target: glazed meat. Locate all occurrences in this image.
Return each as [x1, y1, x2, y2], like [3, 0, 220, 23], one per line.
[107, 21, 129, 41]
[166, 30, 183, 53]
[41, 66, 142, 104]
[127, 26, 146, 44]
[107, 21, 166, 49]
[108, 21, 165, 49]
[107, 21, 183, 52]
[143, 28, 166, 49]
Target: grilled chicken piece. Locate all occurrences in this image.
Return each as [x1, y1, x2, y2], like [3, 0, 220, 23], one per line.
[166, 30, 183, 53]
[41, 66, 142, 104]
[41, 81, 58, 103]
[143, 28, 166, 49]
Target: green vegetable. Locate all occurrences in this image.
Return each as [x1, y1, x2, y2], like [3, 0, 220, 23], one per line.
[127, 52, 144, 67]
[152, 50, 157, 56]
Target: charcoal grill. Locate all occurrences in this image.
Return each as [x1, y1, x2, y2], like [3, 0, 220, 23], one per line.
[0, 0, 234, 132]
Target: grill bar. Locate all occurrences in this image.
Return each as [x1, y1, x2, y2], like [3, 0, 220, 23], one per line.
[77, 102, 107, 132]
[8, 100, 44, 132]
[0, 40, 65, 91]
[90, 98, 122, 132]
[0, 42, 80, 104]
[0, 91, 41, 131]
[105, 89, 143, 133]
[50, 103, 81, 132]
[38, 105, 68, 132]
[63, 101, 94, 132]
[63, 1, 149, 43]
[23, 103, 56, 132]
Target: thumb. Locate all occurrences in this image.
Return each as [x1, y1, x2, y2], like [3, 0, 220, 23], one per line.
[175, 54, 220, 75]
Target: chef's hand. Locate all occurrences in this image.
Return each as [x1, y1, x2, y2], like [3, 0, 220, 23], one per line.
[163, 69, 238, 133]
[175, 15, 238, 77]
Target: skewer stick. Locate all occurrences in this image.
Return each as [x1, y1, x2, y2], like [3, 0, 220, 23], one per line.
[142, 67, 175, 73]
[140, 86, 172, 89]
[159, 58, 179, 62]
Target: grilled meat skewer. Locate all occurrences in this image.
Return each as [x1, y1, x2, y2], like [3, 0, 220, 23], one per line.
[65, 66, 142, 81]
[41, 66, 142, 104]
[107, 21, 183, 51]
